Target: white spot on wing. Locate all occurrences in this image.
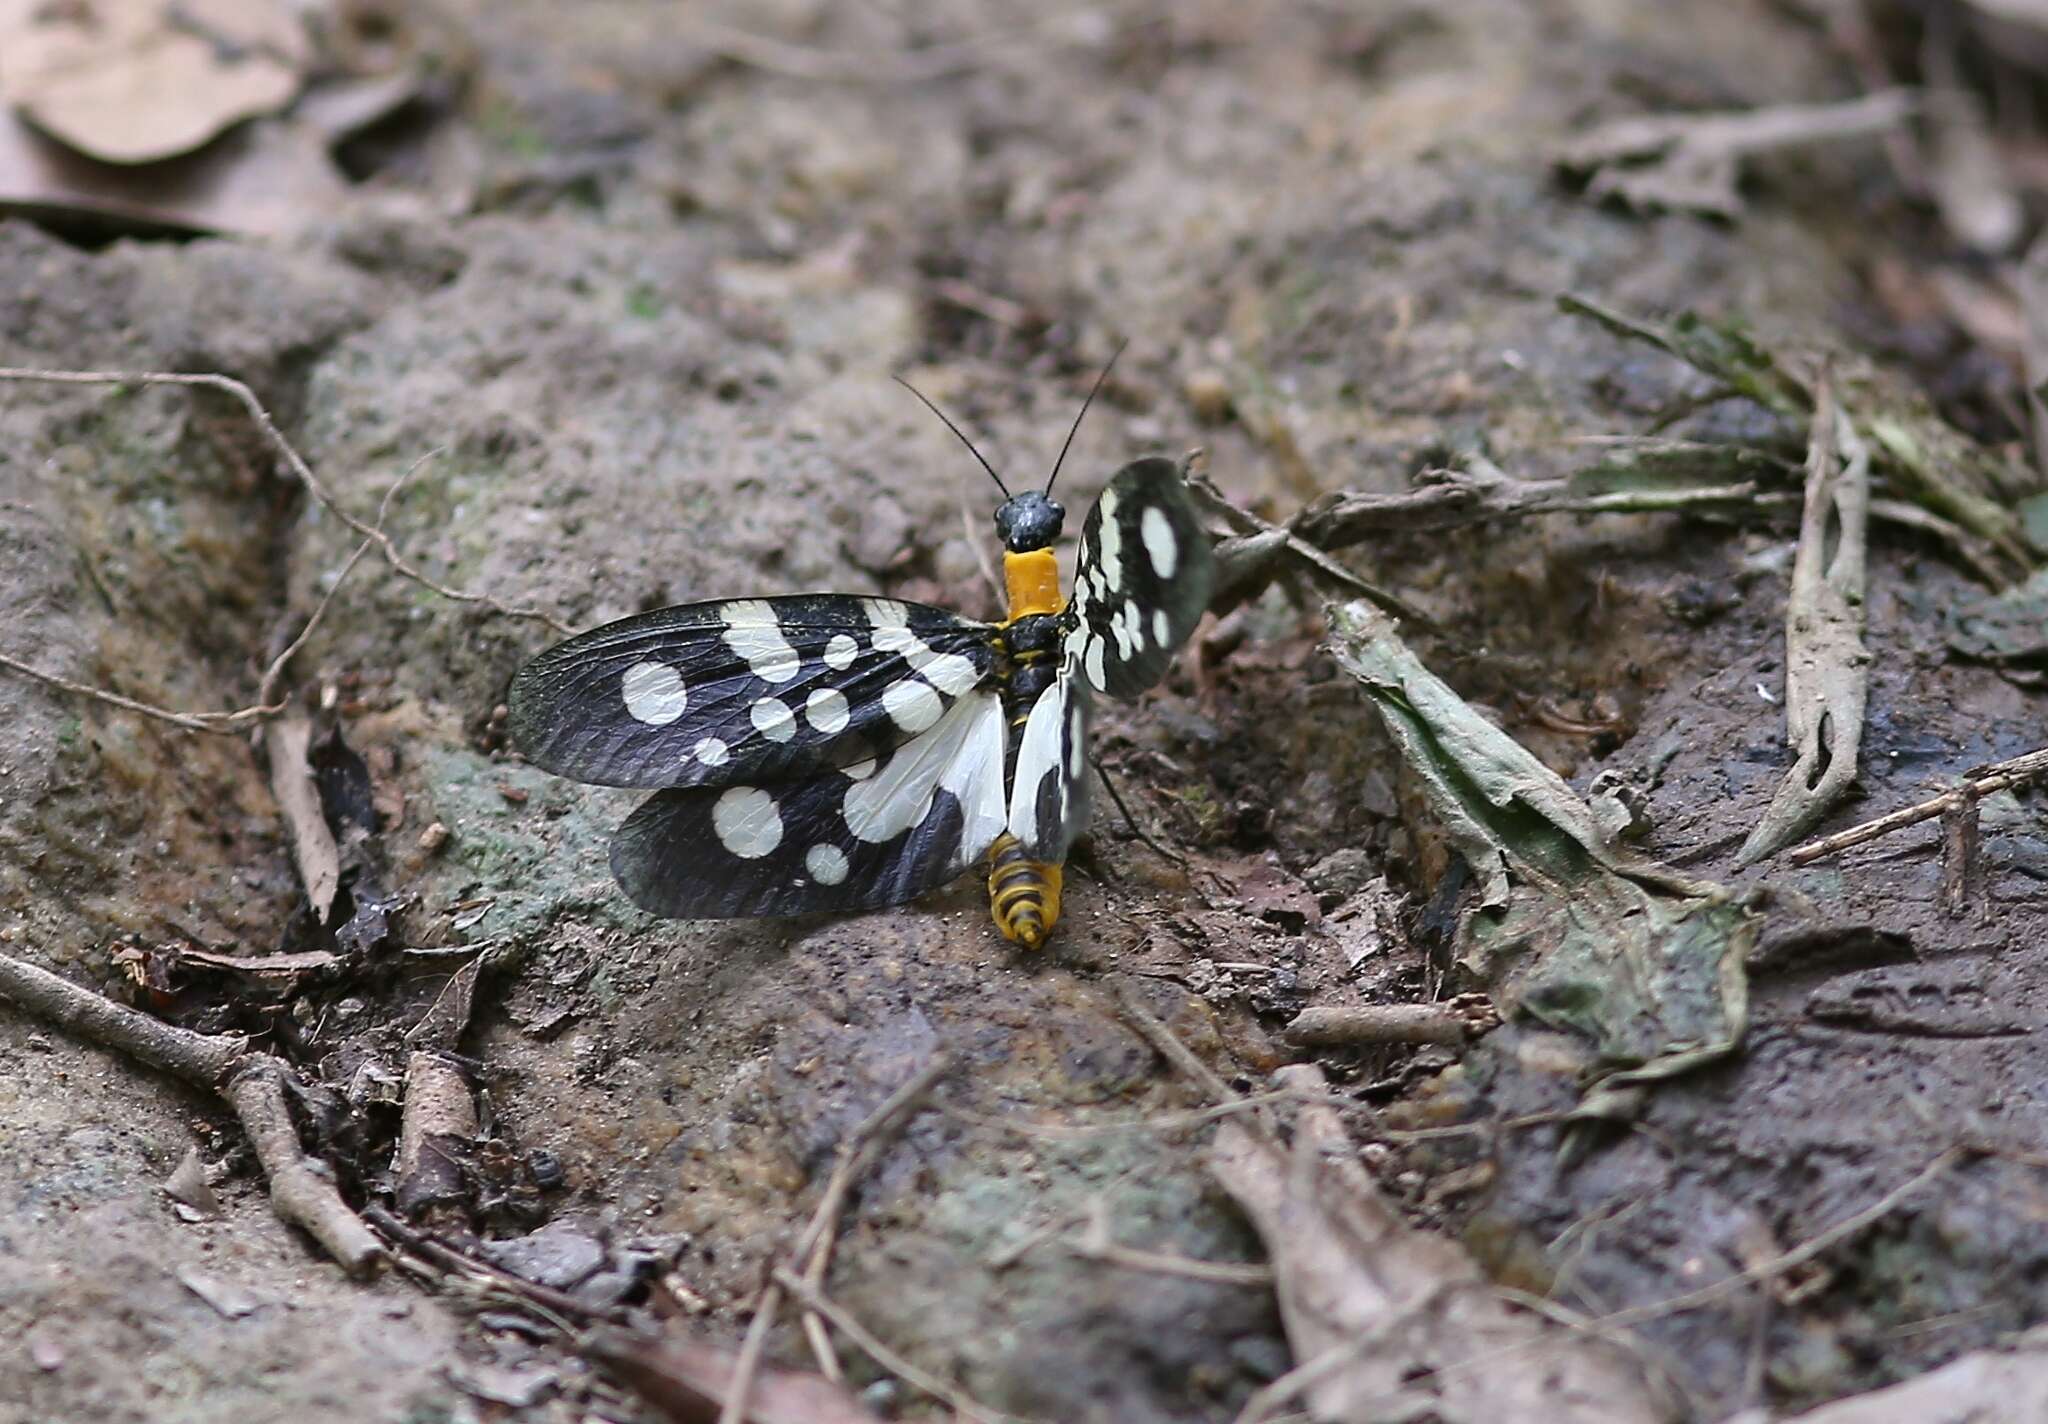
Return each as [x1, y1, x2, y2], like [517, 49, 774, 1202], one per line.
[842, 692, 997, 844]
[805, 843, 850, 885]
[1123, 599, 1146, 651]
[823, 634, 859, 671]
[842, 758, 876, 781]
[693, 736, 729, 767]
[721, 600, 800, 684]
[873, 624, 924, 658]
[1008, 680, 1065, 847]
[881, 679, 942, 733]
[1084, 639, 1107, 691]
[712, 786, 782, 858]
[1094, 488, 1124, 591]
[942, 694, 1008, 869]
[922, 651, 982, 696]
[1152, 608, 1171, 647]
[1140, 504, 1179, 578]
[806, 687, 850, 735]
[621, 661, 687, 725]
[749, 696, 795, 743]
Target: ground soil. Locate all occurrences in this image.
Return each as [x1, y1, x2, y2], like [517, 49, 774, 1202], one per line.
[2, 3, 2045, 1422]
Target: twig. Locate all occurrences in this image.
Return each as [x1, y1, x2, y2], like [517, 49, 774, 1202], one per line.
[1091, 755, 1190, 869]
[0, 651, 267, 734]
[225, 1060, 384, 1276]
[720, 1054, 954, 1424]
[1597, 1148, 1963, 1331]
[0, 949, 383, 1276]
[366, 1206, 620, 1329]
[680, 14, 1102, 84]
[0, 949, 244, 1085]
[1738, 368, 1872, 865]
[1786, 747, 2048, 865]
[393, 1050, 479, 1222]
[0, 366, 568, 633]
[1556, 89, 1915, 219]
[267, 712, 341, 923]
[0, 443, 449, 735]
[1068, 1200, 1274, 1285]
[1114, 983, 1241, 1109]
[253, 445, 444, 710]
[1189, 474, 1436, 625]
[772, 1268, 1019, 1424]
[1284, 1002, 1484, 1048]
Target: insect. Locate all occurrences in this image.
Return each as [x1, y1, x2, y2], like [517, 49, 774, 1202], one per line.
[506, 358, 1213, 948]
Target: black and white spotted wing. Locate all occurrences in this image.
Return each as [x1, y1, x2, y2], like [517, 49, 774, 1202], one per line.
[1061, 457, 1215, 698]
[1008, 668, 1091, 861]
[607, 689, 1009, 918]
[508, 595, 999, 789]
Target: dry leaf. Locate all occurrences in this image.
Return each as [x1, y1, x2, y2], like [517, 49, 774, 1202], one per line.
[1211, 1064, 1673, 1424]
[0, 109, 352, 236]
[0, 0, 308, 164]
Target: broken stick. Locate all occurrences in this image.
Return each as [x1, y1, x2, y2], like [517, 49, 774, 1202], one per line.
[1786, 747, 2048, 866]
[0, 950, 382, 1276]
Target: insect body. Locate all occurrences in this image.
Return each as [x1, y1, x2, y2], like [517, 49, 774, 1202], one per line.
[507, 377, 1213, 948]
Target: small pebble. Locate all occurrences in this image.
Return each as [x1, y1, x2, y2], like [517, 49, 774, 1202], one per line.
[1184, 369, 1233, 424]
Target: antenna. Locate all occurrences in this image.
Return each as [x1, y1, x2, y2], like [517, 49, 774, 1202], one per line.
[1045, 339, 1128, 497]
[894, 376, 1010, 499]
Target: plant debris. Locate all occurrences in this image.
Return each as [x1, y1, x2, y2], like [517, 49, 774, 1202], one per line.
[1211, 1063, 1671, 1424]
[0, 0, 309, 165]
[1556, 90, 1913, 220]
[1325, 599, 1752, 1095]
[1737, 370, 1872, 865]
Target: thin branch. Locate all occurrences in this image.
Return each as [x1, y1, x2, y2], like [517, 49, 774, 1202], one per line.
[1066, 1212, 1275, 1286]
[225, 1060, 384, 1276]
[1283, 1001, 1491, 1048]
[1786, 746, 2048, 865]
[0, 949, 382, 1276]
[253, 445, 444, 709]
[0, 439, 467, 737]
[0, 366, 569, 633]
[1738, 370, 1872, 865]
[0, 651, 262, 733]
[679, 14, 1108, 85]
[772, 1268, 1019, 1424]
[0, 950, 244, 1086]
[1596, 1148, 1963, 1331]
[720, 1054, 954, 1424]
[1092, 754, 1190, 869]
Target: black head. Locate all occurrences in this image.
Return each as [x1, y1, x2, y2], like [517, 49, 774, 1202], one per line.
[994, 490, 1065, 553]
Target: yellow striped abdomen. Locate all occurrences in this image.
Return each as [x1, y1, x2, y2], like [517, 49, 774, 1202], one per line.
[987, 833, 1062, 949]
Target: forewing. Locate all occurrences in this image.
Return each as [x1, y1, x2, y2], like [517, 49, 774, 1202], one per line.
[1007, 668, 1092, 861]
[609, 690, 1009, 918]
[1061, 457, 1215, 698]
[508, 594, 997, 789]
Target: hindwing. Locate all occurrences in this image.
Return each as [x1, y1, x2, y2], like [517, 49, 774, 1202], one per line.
[608, 689, 1009, 918]
[1061, 457, 1214, 698]
[509, 594, 999, 789]
[1008, 668, 1091, 861]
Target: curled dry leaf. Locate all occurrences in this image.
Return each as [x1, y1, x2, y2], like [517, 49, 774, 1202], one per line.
[0, 0, 309, 164]
[1211, 1063, 1671, 1424]
[0, 102, 350, 237]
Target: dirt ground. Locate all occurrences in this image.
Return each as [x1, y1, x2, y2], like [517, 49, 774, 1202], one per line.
[3, 2, 2047, 1422]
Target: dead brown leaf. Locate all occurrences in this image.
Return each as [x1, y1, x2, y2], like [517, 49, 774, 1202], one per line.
[1211, 1063, 1673, 1424]
[1557, 90, 1913, 220]
[0, 110, 351, 235]
[0, 0, 308, 164]
[584, 1325, 889, 1424]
